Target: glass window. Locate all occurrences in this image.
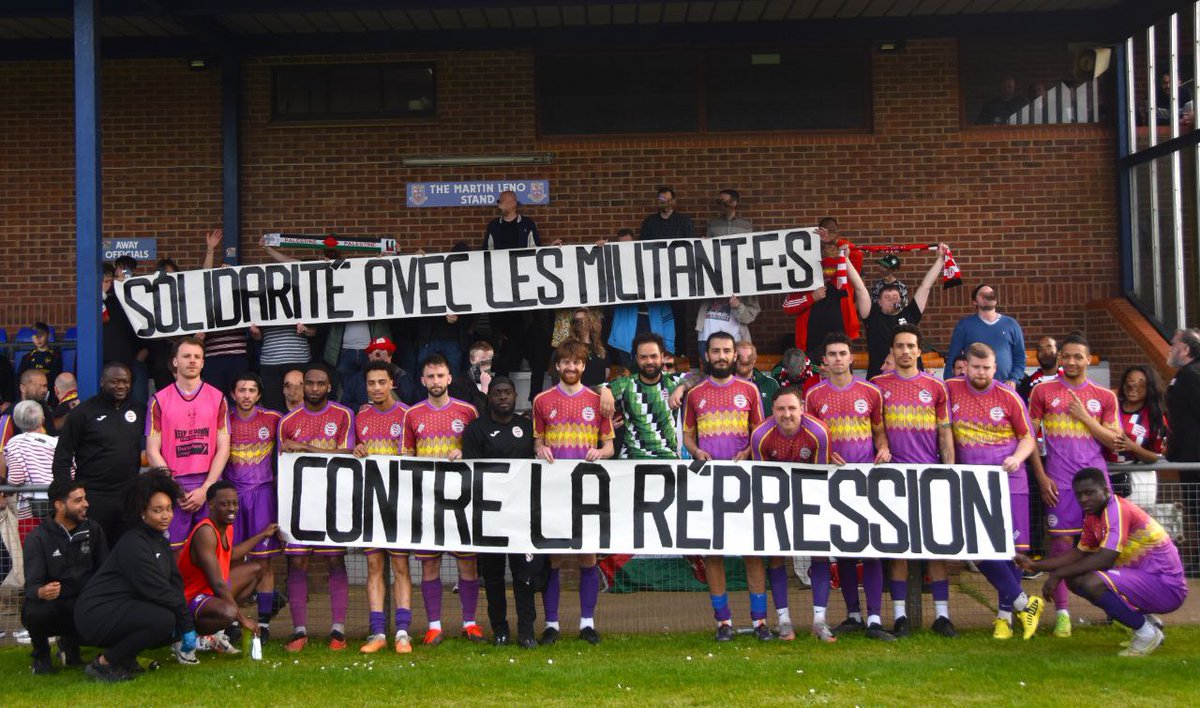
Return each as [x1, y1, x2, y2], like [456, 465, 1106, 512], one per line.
[961, 39, 1112, 126]
[272, 63, 436, 122]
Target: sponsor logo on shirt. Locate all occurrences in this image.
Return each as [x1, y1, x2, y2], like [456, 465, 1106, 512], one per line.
[96, 415, 107, 421]
[1050, 397, 1062, 408]
[417, 423, 426, 433]
[698, 399, 707, 410]
[820, 404, 829, 415]
[952, 403, 961, 413]
[549, 409, 558, 419]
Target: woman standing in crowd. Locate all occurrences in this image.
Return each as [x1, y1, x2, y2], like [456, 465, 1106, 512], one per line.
[556, 308, 609, 388]
[1108, 365, 1170, 505]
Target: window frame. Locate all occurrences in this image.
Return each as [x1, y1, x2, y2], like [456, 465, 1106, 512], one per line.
[270, 62, 438, 124]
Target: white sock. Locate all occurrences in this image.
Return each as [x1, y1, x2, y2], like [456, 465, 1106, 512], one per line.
[331, 623, 345, 634]
[1012, 593, 1029, 612]
[813, 607, 827, 625]
[294, 625, 307, 636]
[998, 610, 1013, 622]
[1133, 622, 1156, 639]
[579, 617, 594, 630]
[776, 608, 792, 626]
[463, 620, 477, 628]
[545, 621, 560, 631]
[893, 601, 906, 619]
[429, 620, 442, 632]
[1057, 609, 1070, 619]
[935, 601, 949, 619]
[849, 611, 863, 622]
[867, 614, 881, 628]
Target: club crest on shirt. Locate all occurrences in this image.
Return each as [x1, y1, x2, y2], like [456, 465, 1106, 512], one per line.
[323, 422, 338, 437]
[733, 394, 748, 409]
[989, 406, 1005, 422]
[451, 419, 465, 433]
[582, 406, 596, 422]
[1047, 513, 1058, 528]
[1131, 424, 1147, 438]
[124, 409, 137, 423]
[853, 399, 868, 414]
[918, 390, 933, 404]
[512, 426, 524, 438]
[800, 447, 813, 460]
[1086, 398, 1101, 414]
[390, 423, 402, 437]
[258, 426, 270, 441]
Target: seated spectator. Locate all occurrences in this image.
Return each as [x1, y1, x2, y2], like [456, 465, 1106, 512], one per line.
[75, 469, 197, 681]
[17, 322, 62, 395]
[1108, 365, 1169, 505]
[695, 296, 761, 354]
[734, 341, 779, 417]
[3, 400, 58, 541]
[51, 372, 80, 430]
[22, 479, 107, 675]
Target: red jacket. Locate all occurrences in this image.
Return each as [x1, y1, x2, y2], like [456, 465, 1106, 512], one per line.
[782, 239, 862, 351]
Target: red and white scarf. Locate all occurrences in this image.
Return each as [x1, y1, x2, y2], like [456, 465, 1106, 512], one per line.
[851, 243, 963, 288]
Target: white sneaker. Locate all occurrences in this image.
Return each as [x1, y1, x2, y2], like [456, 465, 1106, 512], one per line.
[15, 629, 31, 644]
[172, 641, 200, 666]
[209, 630, 240, 655]
[1119, 625, 1164, 657]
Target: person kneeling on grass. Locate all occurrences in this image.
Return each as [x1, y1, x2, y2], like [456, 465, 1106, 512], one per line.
[1016, 467, 1187, 657]
[177, 481, 277, 654]
[74, 469, 197, 682]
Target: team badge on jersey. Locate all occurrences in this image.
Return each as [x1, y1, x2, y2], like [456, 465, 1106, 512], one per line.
[124, 410, 137, 423]
[853, 399, 868, 414]
[800, 447, 813, 460]
[324, 422, 338, 437]
[582, 406, 596, 422]
[1086, 399, 1101, 414]
[918, 390, 933, 404]
[512, 426, 524, 438]
[258, 426, 270, 441]
[989, 406, 1004, 422]
[451, 419, 465, 433]
[733, 394, 748, 409]
[390, 423, 402, 437]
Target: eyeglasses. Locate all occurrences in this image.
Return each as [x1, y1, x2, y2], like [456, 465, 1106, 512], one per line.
[714, 199, 734, 206]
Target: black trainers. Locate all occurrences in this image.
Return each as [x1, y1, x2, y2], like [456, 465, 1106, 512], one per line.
[258, 624, 271, 644]
[832, 616, 865, 636]
[892, 616, 911, 638]
[85, 658, 131, 683]
[493, 633, 510, 646]
[753, 623, 774, 641]
[119, 658, 146, 677]
[57, 636, 84, 667]
[32, 655, 57, 675]
[539, 627, 560, 646]
[865, 623, 898, 642]
[518, 636, 538, 649]
[715, 623, 734, 642]
[931, 616, 959, 638]
[579, 627, 601, 645]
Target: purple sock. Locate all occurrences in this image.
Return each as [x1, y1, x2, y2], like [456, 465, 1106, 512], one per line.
[767, 565, 789, 611]
[889, 579, 907, 601]
[1094, 589, 1146, 630]
[837, 559, 861, 613]
[257, 591, 275, 620]
[369, 611, 386, 636]
[288, 567, 308, 628]
[328, 564, 349, 626]
[1050, 537, 1073, 610]
[862, 559, 884, 617]
[395, 608, 412, 632]
[931, 579, 950, 602]
[810, 560, 831, 608]
[422, 579, 443, 624]
[544, 569, 561, 623]
[978, 560, 1022, 610]
[459, 578, 479, 623]
[579, 565, 600, 619]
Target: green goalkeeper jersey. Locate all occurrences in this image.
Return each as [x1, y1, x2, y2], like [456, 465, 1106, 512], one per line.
[604, 372, 683, 459]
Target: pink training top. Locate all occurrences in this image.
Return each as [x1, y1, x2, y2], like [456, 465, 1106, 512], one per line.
[278, 401, 355, 450]
[147, 381, 229, 476]
[1080, 494, 1183, 578]
[750, 415, 831, 464]
[683, 377, 764, 460]
[356, 401, 410, 457]
[946, 378, 1031, 494]
[401, 397, 477, 459]
[872, 371, 950, 465]
[804, 377, 883, 464]
[225, 406, 281, 491]
[1029, 378, 1118, 486]
[532, 384, 614, 460]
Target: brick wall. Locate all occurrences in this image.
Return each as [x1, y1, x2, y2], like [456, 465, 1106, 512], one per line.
[0, 39, 1125, 360]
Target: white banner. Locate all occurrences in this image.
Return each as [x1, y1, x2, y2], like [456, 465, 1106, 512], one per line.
[115, 230, 822, 338]
[277, 453, 1015, 560]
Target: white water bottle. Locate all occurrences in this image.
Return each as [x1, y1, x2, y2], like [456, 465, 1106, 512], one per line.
[250, 635, 262, 661]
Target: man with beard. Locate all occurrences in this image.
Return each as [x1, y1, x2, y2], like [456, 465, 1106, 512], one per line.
[278, 364, 355, 652]
[683, 332, 765, 641]
[859, 245, 948, 379]
[598, 332, 684, 460]
[51, 362, 144, 544]
[146, 337, 231, 554]
[402, 354, 481, 646]
[224, 374, 284, 641]
[947, 343, 1046, 640]
[352, 362, 414, 655]
[749, 387, 831, 641]
[464, 376, 544, 648]
[943, 284, 1026, 388]
[1017, 337, 1062, 402]
[1028, 334, 1120, 637]
[804, 333, 893, 642]
[533, 341, 615, 646]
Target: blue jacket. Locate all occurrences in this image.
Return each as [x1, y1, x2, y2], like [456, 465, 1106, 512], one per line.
[607, 303, 675, 355]
[943, 313, 1026, 384]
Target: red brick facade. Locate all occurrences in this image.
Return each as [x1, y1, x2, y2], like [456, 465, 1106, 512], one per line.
[0, 39, 1121, 358]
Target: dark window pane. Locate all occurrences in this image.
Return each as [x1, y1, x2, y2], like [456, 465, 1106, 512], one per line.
[961, 39, 1110, 126]
[272, 63, 436, 122]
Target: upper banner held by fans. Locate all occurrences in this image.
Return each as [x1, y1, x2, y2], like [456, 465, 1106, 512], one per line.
[115, 230, 822, 338]
[277, 453, 1016, 560]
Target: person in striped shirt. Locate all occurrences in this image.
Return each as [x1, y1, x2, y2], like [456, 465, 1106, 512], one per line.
[3, 400, 58, 542]
[804, 332, 893, 642]
[402, 354, 482, 646]
[352, 361, 414, 655]
[683, 331, 765, 641]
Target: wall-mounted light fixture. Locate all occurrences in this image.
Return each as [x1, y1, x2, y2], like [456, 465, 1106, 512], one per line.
[876, 40, 906, 53]
[401, 153, 555, 168]
[187, 58, 208, 70]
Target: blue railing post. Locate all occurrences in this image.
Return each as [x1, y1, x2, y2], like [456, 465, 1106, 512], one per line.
[221, 54, 240, 265]
[74, 0, 102, 398]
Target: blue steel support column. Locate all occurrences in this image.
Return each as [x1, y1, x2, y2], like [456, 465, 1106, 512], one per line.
[74, 0, 102, 398]
[1115, 42, 1134, 295]
[221, 55, 240, 265]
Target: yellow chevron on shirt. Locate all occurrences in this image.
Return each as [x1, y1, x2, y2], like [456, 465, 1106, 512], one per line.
[362, 439, 401, 456]
[308, 439, 343, 451]
[824, 416, 873, 442]
[883, 404, 939, 431]
[415, 436, 463, 458]
[230, 441, 273, 466]
[952, 420, 1016, 446]
[696, 410, 750, 437]
[1041, 413, 1096, 439]
[544, 423, 601, 448]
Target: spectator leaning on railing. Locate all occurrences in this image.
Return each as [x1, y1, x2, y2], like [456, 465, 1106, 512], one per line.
[3, 400, 58, 541]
